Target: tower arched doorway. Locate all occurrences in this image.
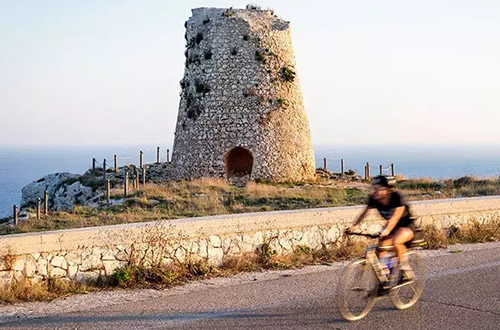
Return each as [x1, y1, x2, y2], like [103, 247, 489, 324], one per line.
[225, 147, 253, 179]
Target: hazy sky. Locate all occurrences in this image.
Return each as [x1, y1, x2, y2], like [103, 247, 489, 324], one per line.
[1, 0, 499, 146]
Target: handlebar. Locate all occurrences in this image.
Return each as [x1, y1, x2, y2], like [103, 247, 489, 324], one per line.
[344, 230, 381, 239]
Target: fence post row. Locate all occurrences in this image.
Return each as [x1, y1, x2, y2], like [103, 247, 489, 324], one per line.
[13, 205, 18, 226]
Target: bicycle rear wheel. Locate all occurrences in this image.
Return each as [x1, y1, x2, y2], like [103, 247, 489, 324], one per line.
[337, 259, 378, 321]
[390, 250, 425, 310]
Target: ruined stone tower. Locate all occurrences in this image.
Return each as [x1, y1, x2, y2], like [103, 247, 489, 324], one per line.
[171, 7, 316, 182]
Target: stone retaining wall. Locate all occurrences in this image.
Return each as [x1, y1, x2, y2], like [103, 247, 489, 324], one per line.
[1, 196, 499, 284]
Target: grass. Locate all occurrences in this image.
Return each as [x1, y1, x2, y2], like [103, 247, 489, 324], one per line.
[0, 278, 92, 304]
[1, 178, 368, 235]
[397, 176, 500, 201]
[3, 175, 500, 236]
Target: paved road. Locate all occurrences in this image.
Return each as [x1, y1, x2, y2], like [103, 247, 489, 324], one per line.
[1, 243, 499, 329]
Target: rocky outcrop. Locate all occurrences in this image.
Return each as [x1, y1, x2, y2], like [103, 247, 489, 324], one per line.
[19, 163, 176, 213]
[21, 173, 97, 212]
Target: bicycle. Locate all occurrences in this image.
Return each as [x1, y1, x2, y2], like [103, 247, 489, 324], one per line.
[337, 230, 426, 321]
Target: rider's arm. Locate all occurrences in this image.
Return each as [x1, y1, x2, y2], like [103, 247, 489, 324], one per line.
[381, 206, 405, 236]
[352, 205, 371, 227]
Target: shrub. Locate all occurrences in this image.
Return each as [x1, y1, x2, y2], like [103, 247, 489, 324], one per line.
[186, 37, 195, 49]
[194, 80, 210, 95]
[204, 49, 212, 60]
[255, 50, 265, 63]
[222, 8, 235, 17]
[110, 267, 132, 286]
[246, 4, 261, 10]
[280, 66, 296, 82]
[195, 32, 203, 44]
[230, 47, 238, 55]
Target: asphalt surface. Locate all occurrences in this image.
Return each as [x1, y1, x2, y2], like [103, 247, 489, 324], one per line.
[1, 243, 499, 330]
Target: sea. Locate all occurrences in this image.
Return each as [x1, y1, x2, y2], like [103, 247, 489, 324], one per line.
[1, 144, 500, 218]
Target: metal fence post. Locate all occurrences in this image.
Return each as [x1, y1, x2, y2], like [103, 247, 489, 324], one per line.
[156, 147, 160, 164]
[391, 163, 395, 176]
[323, 158, 327, 171]
[140, 151, 144, 169]
[92, 158, 96, 171]
[142, 167, 146, 185]
[114, 154, 118, 172]
[341, 159, 344, 175]
[379, 165, 383, 175]
[366, 162, 370, 179]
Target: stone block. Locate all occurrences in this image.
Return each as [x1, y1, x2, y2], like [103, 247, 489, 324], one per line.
[50, 267, 67, 278]
[209, 235, 222, 248]
[80, 254, 102, 271]
[51, 256, 68, 270]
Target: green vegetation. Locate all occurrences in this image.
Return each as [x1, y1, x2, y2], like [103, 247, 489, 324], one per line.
[280, 66, 296, 82]
[396, 176, 500, 201]
[222, 8, 235, 17]
[255, 50, 266, 63]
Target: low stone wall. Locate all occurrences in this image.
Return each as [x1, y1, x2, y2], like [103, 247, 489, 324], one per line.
[1, 196, 499, 284]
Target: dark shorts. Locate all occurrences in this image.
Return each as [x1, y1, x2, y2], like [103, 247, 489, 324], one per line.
[391, 218, 417, 235]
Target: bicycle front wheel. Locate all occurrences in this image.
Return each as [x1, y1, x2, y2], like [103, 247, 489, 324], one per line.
[337, 259, 378, 321]
[390, 250, 425, 310]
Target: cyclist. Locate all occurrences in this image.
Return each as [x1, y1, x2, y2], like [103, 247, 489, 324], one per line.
[348, 175, 416, 284]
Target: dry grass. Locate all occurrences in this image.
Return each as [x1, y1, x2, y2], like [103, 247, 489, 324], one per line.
[1, 179, 368, 235]
[4, 176, 500, 236]
[448, 220, 500, 244]
[422, 218, 500, 249]
[422, 225, 450, 249]
[0, 278, 93, 303]
[398, 176, 500, 201]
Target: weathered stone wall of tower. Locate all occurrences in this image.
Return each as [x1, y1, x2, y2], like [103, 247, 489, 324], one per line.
[171, 7, 316, 182]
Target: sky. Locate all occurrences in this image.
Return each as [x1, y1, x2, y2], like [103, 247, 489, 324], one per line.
[1, 0, 499, 146]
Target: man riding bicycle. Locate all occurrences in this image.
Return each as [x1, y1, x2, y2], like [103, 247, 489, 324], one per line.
[349, 175, 416, 285]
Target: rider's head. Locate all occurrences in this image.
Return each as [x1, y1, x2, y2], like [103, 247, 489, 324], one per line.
[372, 175, 396, 200]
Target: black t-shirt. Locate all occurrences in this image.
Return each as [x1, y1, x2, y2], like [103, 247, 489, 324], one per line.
[368, 191, 414, 226]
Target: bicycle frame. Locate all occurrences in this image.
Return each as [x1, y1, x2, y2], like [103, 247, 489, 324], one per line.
[364, 238, 391, 284]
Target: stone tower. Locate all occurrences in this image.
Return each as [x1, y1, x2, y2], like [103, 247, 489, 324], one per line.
[171, 7, 316, 182]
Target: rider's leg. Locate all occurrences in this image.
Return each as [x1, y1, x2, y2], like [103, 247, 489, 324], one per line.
[377, 236, 393, 258]
[392, 227, 414, 278]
